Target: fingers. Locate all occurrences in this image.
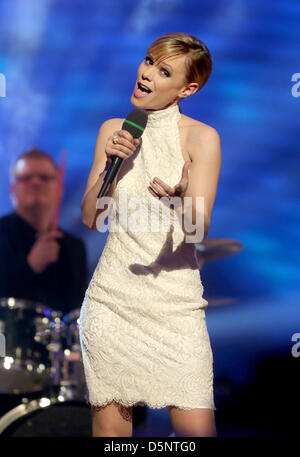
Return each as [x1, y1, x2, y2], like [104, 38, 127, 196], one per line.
[116, 131, 141, 148]
[106, 145, 131, 161]
[148, 185, 161, 199]
[148, 177, 172, 200]
[116, 129, 135, 142]
[150, 177, 173, 196]
[106, 130, 141, 160]
[148, 170, 189, 200]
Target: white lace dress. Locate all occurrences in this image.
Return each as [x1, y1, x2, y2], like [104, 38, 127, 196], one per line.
[79, 104, 216, 411]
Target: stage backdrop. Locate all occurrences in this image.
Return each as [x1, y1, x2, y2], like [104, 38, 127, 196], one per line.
[0, 0, 299, 394]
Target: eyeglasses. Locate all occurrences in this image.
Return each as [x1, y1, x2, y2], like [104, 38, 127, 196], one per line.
[14, 173, 57, 183]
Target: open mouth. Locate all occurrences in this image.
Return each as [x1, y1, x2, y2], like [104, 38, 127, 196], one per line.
[137, 82, 152, 93]
[133, 81, 153, 99]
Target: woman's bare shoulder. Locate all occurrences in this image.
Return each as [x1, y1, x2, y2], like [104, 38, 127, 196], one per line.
[179, 113, 221, 162]
[179, 113, 218, 135]
[99, 117, 125, 133]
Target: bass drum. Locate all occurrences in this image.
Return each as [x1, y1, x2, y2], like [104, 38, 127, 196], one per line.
[0, 397, 92, 437]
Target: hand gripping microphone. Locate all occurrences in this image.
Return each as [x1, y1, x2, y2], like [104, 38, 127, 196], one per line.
[97, 109, 148, 199]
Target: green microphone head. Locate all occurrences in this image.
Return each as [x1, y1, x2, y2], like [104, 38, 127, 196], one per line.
[122, 109, 148, 138]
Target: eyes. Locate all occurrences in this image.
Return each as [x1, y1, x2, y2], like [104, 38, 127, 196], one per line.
[144, 55, 170, 77]
[15, 173, 57, 183]
[145, 55, 153, 65]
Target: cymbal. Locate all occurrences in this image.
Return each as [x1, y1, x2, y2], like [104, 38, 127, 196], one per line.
[205, 296, 237, 307]
[195, 238, 243, 263]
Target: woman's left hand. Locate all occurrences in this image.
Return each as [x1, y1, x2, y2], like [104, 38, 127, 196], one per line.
[148, 160, 191, 200]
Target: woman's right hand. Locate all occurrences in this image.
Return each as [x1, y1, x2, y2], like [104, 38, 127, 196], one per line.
[104, 130, 140, 169]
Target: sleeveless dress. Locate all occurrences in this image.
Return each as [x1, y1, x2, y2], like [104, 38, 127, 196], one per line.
[79, 104, 216, 411]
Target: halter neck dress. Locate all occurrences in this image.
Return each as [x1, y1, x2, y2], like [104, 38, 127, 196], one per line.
[79, 103, 216, 411]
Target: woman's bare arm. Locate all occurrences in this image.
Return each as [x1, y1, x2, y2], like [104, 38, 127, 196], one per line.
[183, 125, 222, 241]
[81, 118, 140, 231]
[81, 118, 122, 230]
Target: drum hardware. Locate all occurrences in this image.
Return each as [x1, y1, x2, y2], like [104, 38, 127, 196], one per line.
[206, 297, 237, 306]
[63, 308, 81, 351]
[0, 298, 85, 398]
[0, 298, 55, 395]
[0, 301, 88, 435]
[35, 308, 87, 399]
[35, 316, 66, 353]
[0, 319, 4, 333]
[49, 309, 87, 400]
[195, 238, 243, 307]
[195, 238, 243, 267]
[0, 396, 92, 437]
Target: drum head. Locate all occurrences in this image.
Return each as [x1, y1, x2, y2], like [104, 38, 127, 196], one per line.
[0, 399, 92, 437]
[0, 363, 48, 394]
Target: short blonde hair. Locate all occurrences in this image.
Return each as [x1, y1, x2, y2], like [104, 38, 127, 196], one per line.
[147, 32, 213, 92]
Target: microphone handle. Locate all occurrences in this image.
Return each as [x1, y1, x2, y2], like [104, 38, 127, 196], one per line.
[97, 156, 124, 199]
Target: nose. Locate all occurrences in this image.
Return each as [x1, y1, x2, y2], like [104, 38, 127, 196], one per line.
[142, 66, 154, 81]
[30, 175, 43, 184]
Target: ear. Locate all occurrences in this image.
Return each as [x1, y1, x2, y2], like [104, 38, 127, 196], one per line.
[179, 82, 199, 99]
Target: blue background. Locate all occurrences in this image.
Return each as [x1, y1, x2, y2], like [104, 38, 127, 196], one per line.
[0, 0, 299, 436]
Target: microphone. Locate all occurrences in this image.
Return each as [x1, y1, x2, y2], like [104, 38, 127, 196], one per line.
[97, 109, 148, 199]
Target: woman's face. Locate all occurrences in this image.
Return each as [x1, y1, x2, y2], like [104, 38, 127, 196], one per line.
[130, 52, 194, 110]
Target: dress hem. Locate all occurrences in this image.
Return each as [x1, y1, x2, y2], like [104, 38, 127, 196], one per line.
[86, 397, 216, 411]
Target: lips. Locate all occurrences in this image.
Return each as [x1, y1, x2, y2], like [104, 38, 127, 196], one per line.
[133, 81, 153, 98]
[138, 82, 152, 92]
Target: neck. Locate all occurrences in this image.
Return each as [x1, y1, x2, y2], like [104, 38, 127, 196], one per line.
[16, 207, 52, 233]
[143, 103, 181, 127]
[144, 101, 179, 113]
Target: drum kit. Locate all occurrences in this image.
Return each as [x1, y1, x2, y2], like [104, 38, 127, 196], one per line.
[0, 298, 91, 437]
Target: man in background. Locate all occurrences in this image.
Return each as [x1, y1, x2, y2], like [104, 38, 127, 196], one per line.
[0, 148, 89, 314]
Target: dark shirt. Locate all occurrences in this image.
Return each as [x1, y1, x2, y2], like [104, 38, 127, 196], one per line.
[0, 211, 89, 314]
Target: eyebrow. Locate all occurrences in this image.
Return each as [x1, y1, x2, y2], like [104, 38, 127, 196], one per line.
[148, 53, 173, 71]
[160, 61, 173, 71]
